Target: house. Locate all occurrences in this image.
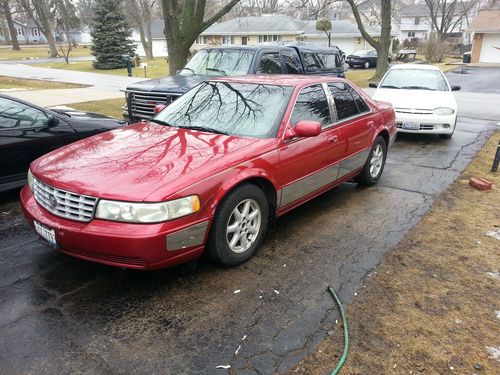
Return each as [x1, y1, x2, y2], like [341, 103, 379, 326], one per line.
[197, 15, 395, 54]
[3, 20, 48, 44]
[469, 9, 500, 63]
[131, 19, 168, 57]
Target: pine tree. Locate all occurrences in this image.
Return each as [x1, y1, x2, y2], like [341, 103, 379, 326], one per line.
[91, 0, 135, 69]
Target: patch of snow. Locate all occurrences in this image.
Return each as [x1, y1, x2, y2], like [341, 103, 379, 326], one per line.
[486, 346, 500, 362]
[216, 365, 231, 369]
[486, 272, 500, 281]
[233, 289, 240, 294]
[486, 230, 500, 240]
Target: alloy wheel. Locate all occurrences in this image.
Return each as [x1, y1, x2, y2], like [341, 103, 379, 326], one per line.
[369, 144, 384, 178]
[226, 199, 262, 254]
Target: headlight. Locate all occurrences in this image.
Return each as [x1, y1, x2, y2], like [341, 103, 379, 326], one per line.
[95, 195, 200, 223]
[27, 169, 33, 191]
[434, 107, 455, 115]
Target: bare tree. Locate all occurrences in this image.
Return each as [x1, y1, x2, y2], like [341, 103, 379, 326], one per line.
[17, 0, 58, 56]
[422, 0, 481, 40]
[346, 0, 392, 78]
[316, 18, 332, 46]
[55, 0, 79, 63]
[286, 0, 335, 19]
[161, 0, 241, 75]
[1, 0, 21, 50]
[125, 0, 156, 60]
[77, 0, 94, 28]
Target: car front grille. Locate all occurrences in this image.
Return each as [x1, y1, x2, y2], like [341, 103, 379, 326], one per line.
[127, 90, 181, 120]
[395, 108, 433, 115]
[33, 178, 98, 222]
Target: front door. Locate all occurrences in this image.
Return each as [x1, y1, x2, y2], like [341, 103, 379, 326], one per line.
[242, 37, 248, 45]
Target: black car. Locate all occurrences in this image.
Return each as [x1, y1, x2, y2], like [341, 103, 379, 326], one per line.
[0, 94, 125, 192]
[346, 49, 392, 69]
[124, 44, 345, 122]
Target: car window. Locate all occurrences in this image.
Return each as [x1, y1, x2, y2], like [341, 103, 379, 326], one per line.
[379, 68, 449, 91]
[257, 52, 282, 74]
[0, 97, 49, 130]
[328, 82, 360, 120]
[301, 52, 322, 73]
[180, 49, 255, 76]
[290, 84, 331, 127]
[317, 53, 341, 70]
[347, 86, 370, 113]
[282, 50, 300, 74]
[154, 81, 292, 138]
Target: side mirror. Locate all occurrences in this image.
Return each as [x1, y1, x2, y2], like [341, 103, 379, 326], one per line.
[285, 120, 321, 140]
[451, 85, 461, 91]
[369, 82, 378, 88]
[154, 104, 166, 114]
[47, 115, 59, 127]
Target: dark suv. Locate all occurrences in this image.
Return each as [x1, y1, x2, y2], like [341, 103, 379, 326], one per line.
[124, 44, 344, 122]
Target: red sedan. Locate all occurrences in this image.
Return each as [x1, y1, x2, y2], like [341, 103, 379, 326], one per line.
[21, 75, 396, 270]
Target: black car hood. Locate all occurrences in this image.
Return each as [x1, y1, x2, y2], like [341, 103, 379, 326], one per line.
[50, 108, 125, 129]
[125, 75, 211, 94]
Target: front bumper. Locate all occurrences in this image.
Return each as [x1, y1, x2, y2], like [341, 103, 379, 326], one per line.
[395, 112, 456, 135]
[20, 187, 210, 270]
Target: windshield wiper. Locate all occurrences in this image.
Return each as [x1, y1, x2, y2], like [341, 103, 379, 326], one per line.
[177, 125, 229, 135]
[401, 86, 435, 90]
[181, 67, 196, 75]
[380, 85, 400, 89]
[150, 119, 173, 127]
[206, 67, 227, 76]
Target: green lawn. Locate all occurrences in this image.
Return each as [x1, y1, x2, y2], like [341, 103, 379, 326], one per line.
[68, 98, 125, 118]
[32, 58, 170, 79]
[345, 69, 378, 87]
[0, 76, 88, 90]
[0, 46, 92, 60]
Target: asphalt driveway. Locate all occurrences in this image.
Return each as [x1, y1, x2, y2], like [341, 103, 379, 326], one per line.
[0, 116, 498, 375]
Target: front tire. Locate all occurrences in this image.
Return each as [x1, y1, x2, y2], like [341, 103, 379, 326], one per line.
[355, 136, 387, 186]
[206, 184, 269, 266]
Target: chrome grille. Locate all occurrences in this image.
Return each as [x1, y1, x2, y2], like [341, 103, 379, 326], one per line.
[33, 178, 98, 222]
[127, 90, 181, 120]
[395, 108, 433, 115]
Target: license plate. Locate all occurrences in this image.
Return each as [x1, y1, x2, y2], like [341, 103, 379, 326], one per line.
[34, 220, 57, 248]
[401, 121, 420, 130]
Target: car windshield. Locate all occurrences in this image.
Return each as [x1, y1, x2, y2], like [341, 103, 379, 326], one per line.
[153, 81, 292, 138]
[355, 50, 373, 57]
[380, 69, 449, 91]
[179, 49, 255, 76]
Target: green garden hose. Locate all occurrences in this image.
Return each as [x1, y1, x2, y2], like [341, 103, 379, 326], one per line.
[327, 286, 349, 375]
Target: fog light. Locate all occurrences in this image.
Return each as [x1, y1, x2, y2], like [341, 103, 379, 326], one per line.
[443, 124, 450, 129]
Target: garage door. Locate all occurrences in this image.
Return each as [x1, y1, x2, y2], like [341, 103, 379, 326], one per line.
[480, 33, 500, 63]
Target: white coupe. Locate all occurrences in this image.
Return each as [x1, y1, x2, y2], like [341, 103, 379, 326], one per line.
[371, 64, 460, 138]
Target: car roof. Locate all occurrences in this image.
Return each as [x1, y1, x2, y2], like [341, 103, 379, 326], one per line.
[200, 44, 341, 54]
[211, 74, 345, 87]
[388, 63, 441, 71]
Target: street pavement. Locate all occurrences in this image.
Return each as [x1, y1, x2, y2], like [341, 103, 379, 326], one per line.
[0, 56, 94, 65]
[0, 67, 499, 375]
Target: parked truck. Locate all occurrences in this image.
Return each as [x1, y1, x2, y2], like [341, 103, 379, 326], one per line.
[123, 44, 345, 122]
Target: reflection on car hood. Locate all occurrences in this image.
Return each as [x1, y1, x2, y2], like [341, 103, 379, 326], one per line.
[31, 122, 270, 202]
[372, 88, 457, 110]
[126, 75, 211, 95]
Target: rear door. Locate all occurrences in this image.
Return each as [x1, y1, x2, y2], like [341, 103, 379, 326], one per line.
[276, 83, 344, 209]
[327, 82, 376, 178]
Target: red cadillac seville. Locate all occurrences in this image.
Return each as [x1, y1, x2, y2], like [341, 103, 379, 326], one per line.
[21, 75, 396, 270]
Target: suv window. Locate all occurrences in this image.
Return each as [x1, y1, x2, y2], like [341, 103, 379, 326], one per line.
[317, 53, 341, 69]
[328, 82, 361, 120]
[301, 52, 322, 73]
[290, 84, 331, 127]
[282, 50, 300, 74]
[0, 97, 49, 129]
[257, 52, 282, 74]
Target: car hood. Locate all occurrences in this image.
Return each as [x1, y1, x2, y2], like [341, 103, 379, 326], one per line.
[126, 75, 211, 95]
[31, 122, 270, 202]
[372, 88, 457, 110]
[51, 108, 125, 129]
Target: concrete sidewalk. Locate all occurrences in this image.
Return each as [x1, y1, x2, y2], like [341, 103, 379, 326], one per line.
[0, 62, 149, 106]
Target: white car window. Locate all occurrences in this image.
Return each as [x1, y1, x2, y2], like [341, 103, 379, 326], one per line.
[380, 69, 449, 91]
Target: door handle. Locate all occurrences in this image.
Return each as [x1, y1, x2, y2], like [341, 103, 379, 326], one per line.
[367, 121, 375, 128]
[327, 135, 339, 143]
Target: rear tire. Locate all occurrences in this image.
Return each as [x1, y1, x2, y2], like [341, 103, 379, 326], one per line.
[355, 136, 387, 186]
[206, 184, 269, 266]
[364, 61, 370, 69]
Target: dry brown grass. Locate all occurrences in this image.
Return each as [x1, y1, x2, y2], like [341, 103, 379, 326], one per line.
[292, 132, 500, 375]
[0, 76, 87, 90]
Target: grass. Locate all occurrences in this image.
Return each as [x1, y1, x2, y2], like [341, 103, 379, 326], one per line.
[345, 69, 377, 87]
[293, 131, 500, 374]
[0, 76, 88, 90]
[0, 46, 92, 60]
[32, 58, 170, 79]
[68, 98, 125, 118]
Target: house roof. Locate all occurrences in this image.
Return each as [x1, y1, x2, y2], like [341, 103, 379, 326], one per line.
[202, 15, 305, 35]
[401, 4, 429, 17]
[302, 19, 383, 37]
[468, 10, 500, 32]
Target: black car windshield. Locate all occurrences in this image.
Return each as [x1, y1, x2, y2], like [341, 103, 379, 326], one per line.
[153, 81, 292, 138]
[179, 49, 255, 76]
[354, 50, 373, 57]
[380, 69, 449, 91]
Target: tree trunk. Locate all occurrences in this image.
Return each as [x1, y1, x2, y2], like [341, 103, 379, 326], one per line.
[45, 31, 58, 57]
[375, 0, 392, 79]
[1, 0, 21, 50]
[138, 23, 153, 60]
[145, 19, 153, 60]
[166, 40, 191, 75]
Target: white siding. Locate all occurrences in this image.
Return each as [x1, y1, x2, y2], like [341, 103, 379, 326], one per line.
[479, 33, 500, 63]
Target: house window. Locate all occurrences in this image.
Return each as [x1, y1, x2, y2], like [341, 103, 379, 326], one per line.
[196, 35, 208, 44]
[222, 36, 234, 45]
[415, 17, 420, 25]
[408, 31, 416, 38]
[17, 28, 22, 35]
[258, 35, 281, 43]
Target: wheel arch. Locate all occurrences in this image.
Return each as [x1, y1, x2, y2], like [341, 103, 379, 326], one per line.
[376, 129, 390, 146]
